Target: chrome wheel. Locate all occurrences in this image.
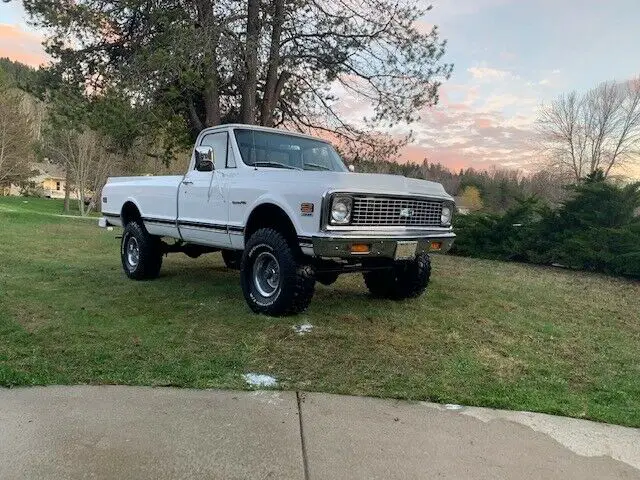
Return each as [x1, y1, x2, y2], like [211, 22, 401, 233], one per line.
[253, 251, 280, 298]
[126, 236, 140, 269]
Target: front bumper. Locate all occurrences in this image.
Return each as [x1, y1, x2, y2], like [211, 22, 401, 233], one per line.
[311, 230, 456, 259]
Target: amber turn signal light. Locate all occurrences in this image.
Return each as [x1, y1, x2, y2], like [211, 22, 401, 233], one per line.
[430, 241, 442, 251]
[350, 243, 370, 254]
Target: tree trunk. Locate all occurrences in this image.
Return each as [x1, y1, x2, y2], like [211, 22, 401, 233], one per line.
[78, 187, 85, 216]
[63, 167, 70, 213]
[195, 0, 221, 128]
[187, 97, 205, 135]
[241, 0, 260, 124]
[203, 45, 221, 127]
[260, 0, 286, 126]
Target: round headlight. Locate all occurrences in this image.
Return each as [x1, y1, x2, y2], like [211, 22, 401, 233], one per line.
[441, 205, 452, 225]
[331, 197, 352, 224]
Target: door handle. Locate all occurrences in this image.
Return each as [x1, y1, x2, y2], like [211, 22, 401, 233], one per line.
[182, 180, 193, 185]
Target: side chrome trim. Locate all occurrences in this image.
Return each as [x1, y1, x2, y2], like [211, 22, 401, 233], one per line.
[177, 220, 228, 232]
[104, 211, 246, 236]
[144, 216, 176, 226]
[145, 216, 245, 236]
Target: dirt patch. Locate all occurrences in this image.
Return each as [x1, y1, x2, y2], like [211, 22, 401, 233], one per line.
[476, 346, 526, 381]
[12, 308, 52, 333]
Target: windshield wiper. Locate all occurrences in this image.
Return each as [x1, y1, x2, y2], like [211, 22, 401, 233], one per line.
[304, 163, 333, 171]
[253, 161, 302, 171]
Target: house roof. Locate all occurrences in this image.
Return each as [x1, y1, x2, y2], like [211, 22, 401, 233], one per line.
[30, 161, 66, 182]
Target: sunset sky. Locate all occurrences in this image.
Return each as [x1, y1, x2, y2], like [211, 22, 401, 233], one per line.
[1, 0, 639, 176]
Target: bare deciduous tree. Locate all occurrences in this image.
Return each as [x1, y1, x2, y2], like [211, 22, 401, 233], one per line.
[45, 129, 119, 215]
[537, 79, 640, 181]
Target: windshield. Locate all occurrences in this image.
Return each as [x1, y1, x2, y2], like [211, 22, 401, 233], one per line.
[234, 129, 348, 172]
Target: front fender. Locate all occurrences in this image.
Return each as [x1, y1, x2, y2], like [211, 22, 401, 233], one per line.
[244, 193, 305, 235]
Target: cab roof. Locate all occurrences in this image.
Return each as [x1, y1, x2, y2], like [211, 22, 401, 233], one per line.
[199, 124, 329, 143]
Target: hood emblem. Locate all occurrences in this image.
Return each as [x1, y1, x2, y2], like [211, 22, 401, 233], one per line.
[399, 207, 413, 218]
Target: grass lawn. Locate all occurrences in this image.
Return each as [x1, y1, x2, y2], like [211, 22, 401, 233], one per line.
[0, 196, 98, 217]
[1, 196, 639, 427]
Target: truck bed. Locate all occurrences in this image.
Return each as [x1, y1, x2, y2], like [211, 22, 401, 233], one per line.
[101, 175, 184, 230]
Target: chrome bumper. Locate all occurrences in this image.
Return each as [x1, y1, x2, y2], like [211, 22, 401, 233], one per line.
[311, 231, 456, 259]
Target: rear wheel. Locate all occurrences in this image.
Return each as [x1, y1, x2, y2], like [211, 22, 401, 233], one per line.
[240, 228, 316, 316]
[121, 221, 163, 280]
[363, 253, 431, 299]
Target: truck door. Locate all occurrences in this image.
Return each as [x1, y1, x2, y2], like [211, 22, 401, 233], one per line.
[177, 131, 231, 247]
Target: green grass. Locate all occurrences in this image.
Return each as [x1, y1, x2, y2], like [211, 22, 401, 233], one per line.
[0, 196, 98, 217]
[1, 196, 639, 427]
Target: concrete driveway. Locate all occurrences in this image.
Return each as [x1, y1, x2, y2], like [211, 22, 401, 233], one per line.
[0, 386, 638, 479]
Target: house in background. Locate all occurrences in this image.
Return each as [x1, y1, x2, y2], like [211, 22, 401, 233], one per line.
[31, 161, 68, 198]
[3, 161, 77, 199]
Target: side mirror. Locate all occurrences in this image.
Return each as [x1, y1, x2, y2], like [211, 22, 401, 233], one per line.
[195, 146, 214, 172]
[348, 164, 355, 172]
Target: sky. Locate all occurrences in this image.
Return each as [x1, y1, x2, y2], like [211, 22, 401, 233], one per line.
[1, 0, 640, 177]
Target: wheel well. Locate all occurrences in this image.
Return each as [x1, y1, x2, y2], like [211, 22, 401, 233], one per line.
[245, 203, 298, 247]
[121, 201, 142, 226]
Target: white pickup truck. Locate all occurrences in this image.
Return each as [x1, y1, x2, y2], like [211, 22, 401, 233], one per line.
[100, 125, 455, 316]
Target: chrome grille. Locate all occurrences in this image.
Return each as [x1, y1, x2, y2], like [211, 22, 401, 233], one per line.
[351, 196, 443, 227]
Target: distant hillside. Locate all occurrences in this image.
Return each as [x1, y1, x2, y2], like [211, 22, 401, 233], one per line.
[351, 157, 568, 213]
[0, 58, 41, 92]
[0, 58, 46, 142]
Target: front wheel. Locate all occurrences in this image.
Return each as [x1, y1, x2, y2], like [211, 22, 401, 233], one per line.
[240, 228, 316, 316]
[363, 253, 431, 299]
[121, 221, 163, 280]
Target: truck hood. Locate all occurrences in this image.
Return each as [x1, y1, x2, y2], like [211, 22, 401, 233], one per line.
[260, 171, 454, 201]
[331, 172, 452, 200]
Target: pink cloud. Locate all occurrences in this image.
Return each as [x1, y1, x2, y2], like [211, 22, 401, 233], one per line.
[399, 144, 480, 172]
[434, 84, 476, 112]
[474, 118, 493, 129]
[414, 19, 435, 35]
[0, 24, 48, 67]
[318, 69, 544, 174]
[391, 83, 539, 173]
